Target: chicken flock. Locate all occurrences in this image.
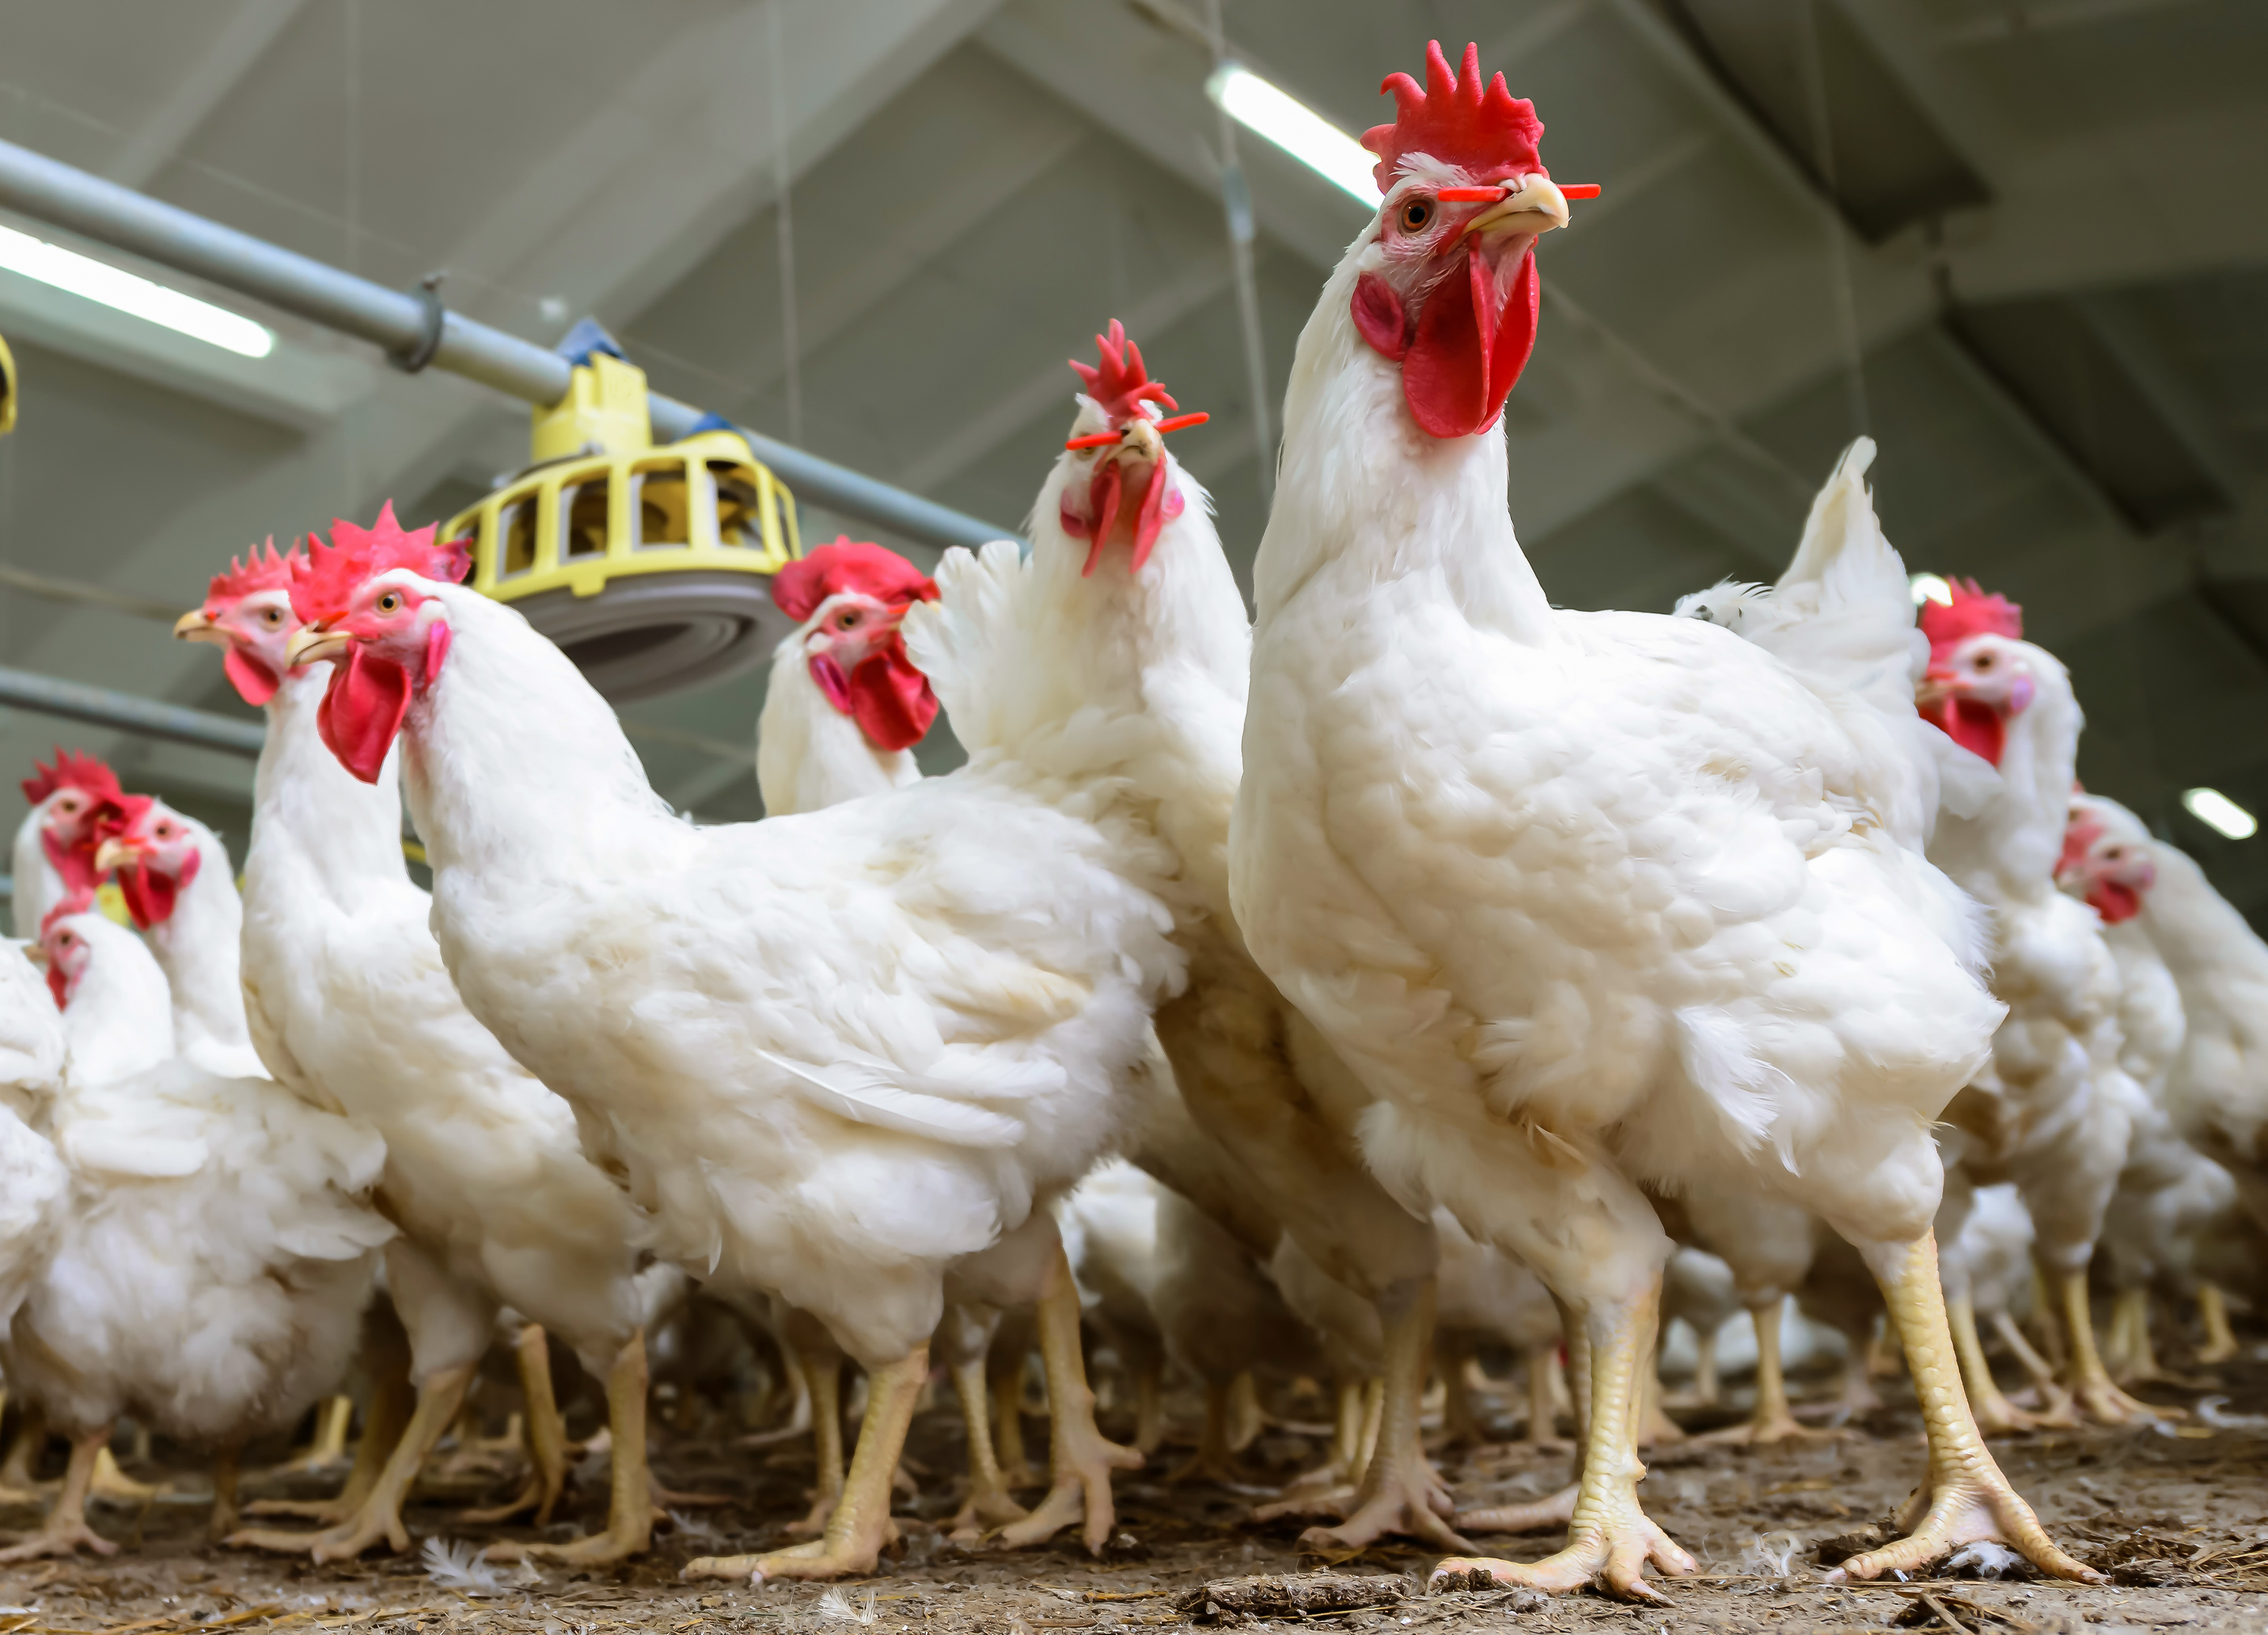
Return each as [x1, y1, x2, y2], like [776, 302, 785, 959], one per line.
[2, 39, 2265, 1604]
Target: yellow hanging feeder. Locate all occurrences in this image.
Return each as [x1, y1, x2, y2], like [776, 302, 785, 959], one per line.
[0, 331, 18, 438]
[444, 323, 802, 702]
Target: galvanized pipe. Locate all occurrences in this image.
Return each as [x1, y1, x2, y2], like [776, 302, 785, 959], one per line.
[0, 665, 264, 757]
[0, 138, 1017, 554]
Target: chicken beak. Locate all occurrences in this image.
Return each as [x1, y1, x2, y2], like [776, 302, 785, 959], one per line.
[22, 944, 46, 969]
[285, 624, 352, 667]
[1916, 666, 1957, 709]
[1463, 174, 1571, 242]
[174, 608, 222, 644]
[94, 837, 137, 873]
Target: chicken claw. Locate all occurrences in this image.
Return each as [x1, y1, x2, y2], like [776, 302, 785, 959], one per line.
[683, 1346, 926, 1585]
[486, 1333, 655, 1568]
[1457, 1480, 1575, 1535]
[1432, 1502, 1694, 1604]
[0, 1430, 119, 1562]
[1830, 1233, 2101, 1585]
[995, 1250, 1140, 1554]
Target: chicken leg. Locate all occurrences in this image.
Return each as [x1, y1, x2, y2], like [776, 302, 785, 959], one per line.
[684, 1346, 926, 1583]
[1166, 1379, 1248, 1487]
[2047, 1268, 2177, 1423]
[2106, 1288, 2165, 1385]
[486, 1331, 653, 1565]
[208, 1445, 243, 1543]
[460, 1324, 569, 1526]
[1829, 1233, 2100, 1584]
[1521, 1342, 1569, 1451]
[1702, 1300, 1834, 1444]
[1987, 1310, 2076, 1422]
[0, 1404, 44, 1506]
[227, 1360, 476, 1559]
[945, 1349, 1025, 1536]
[2195, 1283, 2240, 1366]
[1946, 1294, 2057, 1434]
[786, 1326, 848, 1535]
[998, 1245, 1141, 1553]
[244, 1305, 416, 1524]
[1436, 1276, 1694, 1602]
[0, 1427, 117, 1560]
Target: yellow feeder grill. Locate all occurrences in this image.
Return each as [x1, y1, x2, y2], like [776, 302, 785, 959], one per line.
[444, 332, 803, 703]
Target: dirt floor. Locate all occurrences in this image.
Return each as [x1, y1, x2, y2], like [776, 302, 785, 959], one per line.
[6, 1349, 2268, 1635]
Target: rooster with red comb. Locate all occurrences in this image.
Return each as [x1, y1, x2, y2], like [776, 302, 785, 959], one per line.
[1229, 39, 2090, 1597]
[1921, 587, 2177, 1430]
[175, 514, 679, 1568]
[272, 459, 1192, 1582]
[11, 749, 124, 939]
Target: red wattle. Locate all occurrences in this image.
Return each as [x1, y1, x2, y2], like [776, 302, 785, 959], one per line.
[1920, 697, 2006, 768]
[426, 622, 453, 683]
[848, 641, 938, 752]
[116, 861, 177, 930]
[1084, 462, 1125, 578]
[1352, 273, 1410, 361]
[41, 830, 99, 894]
[1400, 244, 1540, 439]
[224, 647, 281, 707]
[1129, 459, 1171, 572]
[45, 961, 66, 1011]
[318, 647, 412, 785]
[2090, 882, 2143, 924]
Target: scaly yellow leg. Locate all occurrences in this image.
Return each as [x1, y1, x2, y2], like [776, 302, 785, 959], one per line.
[460, 1324, 570, 1526]
[1948, 1295, 2047, 1433]
[1829, 1234, 2099, 1585]
[683, 1346, 925, 1583]
[2195, 1283, 2240, 1365]
[998, 1244, 1142, 1553]
[0, 1427, 116, 1560]
[487, 1330, 653, 1565]
[945, 1349, 1026, 1535]
[2051, 1268, 2177, 1423]
[229, 1362, 475, 1560]
[1436, 1274, 1695, 1602]
[1703, 1299, 1833, 1444]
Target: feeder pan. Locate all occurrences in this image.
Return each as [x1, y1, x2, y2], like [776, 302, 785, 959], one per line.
[445, 322, 802, 703]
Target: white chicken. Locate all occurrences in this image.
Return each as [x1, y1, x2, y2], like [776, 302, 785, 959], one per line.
[10, 751, 119, 936]
[0, 944, 67, 1354]
[94, 796, 269, 1079]
[992, 321, 1451, 1551]
[2060, 793, 2263, 1354]
[1227, 40, 2084, 1596]
[280, 502, 1186, 1584]
[172, 536, 676, 1566]
[1917, 585, 2160, 1425]
[753, 535, 1144, 1548]
[3, 901, 387, 1558]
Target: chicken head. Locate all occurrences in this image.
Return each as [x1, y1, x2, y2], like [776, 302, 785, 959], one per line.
[20, 751, 122, 896]
[175, 538, 304, 707]
[770, 537, 940, 752]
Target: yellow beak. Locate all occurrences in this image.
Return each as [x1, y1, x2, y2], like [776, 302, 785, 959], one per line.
[94, 837, 137, 874]
[1464, 173, 1571, 240]
[174, 608, 218, 643]
[285, 625, 352, 667]
[23, 943, 47, 968]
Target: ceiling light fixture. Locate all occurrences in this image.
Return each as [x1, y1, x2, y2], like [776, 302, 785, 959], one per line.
[1910, 572, 1953, 607]
[2182, 787, 2257, 841]
[0, 223, 273, 358]
[1205, 62, 1378, 204]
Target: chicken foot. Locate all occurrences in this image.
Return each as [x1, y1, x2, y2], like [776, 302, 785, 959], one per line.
[0, 1427, 118, 1560]
[2047, 1268, 2178, 1423]
[1289, 1279, 1469, 1554]
[460, 1324, 569, 1527]
[1435, 1277, 1694, 1602]
[2105, 1287, 2167, 1385]
[227, 1360, 475, 1559]
[1165, 1379, 1271, 1491]
[2195, 1282, 2240, 1366]
[485, 1331, 653, 1566]
[683, 1346, 925, 1583]
[1829, 1233, 2100, 1585]
[945, 1350, 1026, 1537]
[997, 1245, 1141, 1553]
[786, 1337, 847, 1535]
[1702, 1300, 1836, 1444]
[1947, 1295, 2061, 1433]
[244, 1310, 414, 1524]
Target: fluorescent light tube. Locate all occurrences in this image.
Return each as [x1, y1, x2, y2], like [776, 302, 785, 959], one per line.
[2183, 787, 2257, 841]
[1206, 62, 1378, 204]
[0, 223, 273, 358]
[1910, 572, 1953, 607]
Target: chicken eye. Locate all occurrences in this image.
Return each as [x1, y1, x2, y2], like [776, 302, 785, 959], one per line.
[1399, 198, 1434, 233]
[1974, 654, 1993, 669]
[376, 592, 403, 614]
[838, 612, 858, 630]
[263, 607, 283, 624]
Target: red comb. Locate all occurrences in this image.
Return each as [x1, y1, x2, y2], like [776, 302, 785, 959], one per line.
[1361, 41, 1545, 195]
[38, 888, 94, 941]
[1070, 321, 1178, 427]
[772, 538, 938, 626]
[21, 750, 121, 809]
[207, 536, 298, 605]
[290, 501, 472, 622]
[1919, 577, 2023, 656]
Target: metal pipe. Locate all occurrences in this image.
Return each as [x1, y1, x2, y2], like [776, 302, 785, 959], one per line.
[0, 138, 1017, 553]
[0, 665, 264, 757]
